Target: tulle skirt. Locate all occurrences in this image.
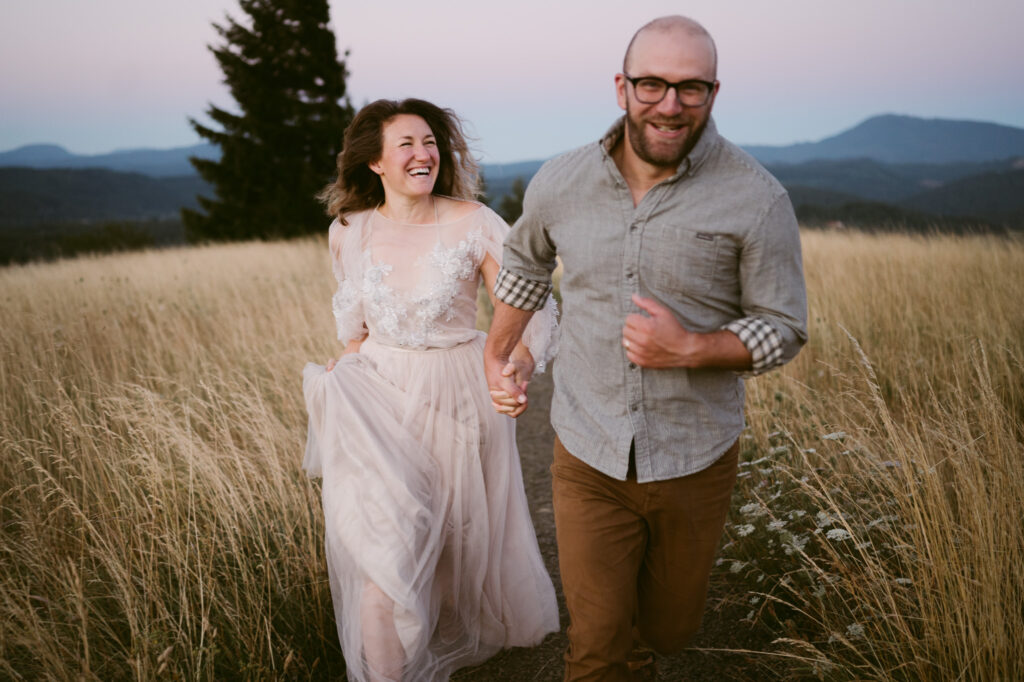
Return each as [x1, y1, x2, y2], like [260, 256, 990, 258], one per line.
[302, 332, 558, 681]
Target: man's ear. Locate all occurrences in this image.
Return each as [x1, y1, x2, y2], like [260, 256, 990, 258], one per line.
[614, 73, 628, 112]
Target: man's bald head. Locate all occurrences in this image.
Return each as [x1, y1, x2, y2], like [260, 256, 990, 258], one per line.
[623, 16, 718, 78]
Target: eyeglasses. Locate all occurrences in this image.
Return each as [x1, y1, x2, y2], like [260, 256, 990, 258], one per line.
[623, 74, 716, 107]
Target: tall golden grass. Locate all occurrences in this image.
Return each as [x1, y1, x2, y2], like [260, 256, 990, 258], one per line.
[726, 230, 1024, 680]
[1, 230, 1022, 679]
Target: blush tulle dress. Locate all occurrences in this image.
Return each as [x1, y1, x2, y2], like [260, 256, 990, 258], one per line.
[302, 203, 559, 681]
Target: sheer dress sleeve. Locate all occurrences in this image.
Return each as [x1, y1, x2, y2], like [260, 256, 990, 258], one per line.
[328, 218, 368, 347]
[478, 208, 559, 372]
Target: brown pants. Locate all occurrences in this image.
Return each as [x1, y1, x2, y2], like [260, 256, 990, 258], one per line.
[551, 437, 739, 682]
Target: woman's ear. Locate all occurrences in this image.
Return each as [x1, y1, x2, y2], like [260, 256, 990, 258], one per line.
[368, 160, 383, 175]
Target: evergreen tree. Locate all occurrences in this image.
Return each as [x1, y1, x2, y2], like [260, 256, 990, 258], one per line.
[184, 0, 354, 241]
[497, 177, 527, 224]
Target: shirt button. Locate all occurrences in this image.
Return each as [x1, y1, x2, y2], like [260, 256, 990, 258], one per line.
[630, 403, 639, 411]
[625, 271, 634, 279]
[629, 362, 637, 370]
[630, 224, 639, 232]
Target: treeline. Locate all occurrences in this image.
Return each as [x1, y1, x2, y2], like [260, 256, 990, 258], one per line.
[1, 219, 185, 266]
[0, 168, 206, 226]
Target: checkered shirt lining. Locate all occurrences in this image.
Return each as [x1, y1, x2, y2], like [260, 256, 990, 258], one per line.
[494, 268, 552, 312]
[724, 317, 783, 375]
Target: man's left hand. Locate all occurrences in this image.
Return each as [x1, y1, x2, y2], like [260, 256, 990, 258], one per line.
[622, 294, 700, 368]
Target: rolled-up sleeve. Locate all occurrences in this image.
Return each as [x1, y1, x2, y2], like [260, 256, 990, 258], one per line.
[725, 192, 807, 374]
[494, 269, 551, 311]
[495, 164, 560, 311]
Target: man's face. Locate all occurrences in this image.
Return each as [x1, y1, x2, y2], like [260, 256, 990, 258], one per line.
[616, 29, 719, 169]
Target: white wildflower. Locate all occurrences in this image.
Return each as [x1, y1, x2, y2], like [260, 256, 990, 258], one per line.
[729, 561, 744, 574]
[812, 584, 826, 599]
[788, 509, 807, 519]
[846, 623, 865, 639]
[735, 524, 756, 537]
[803, 448, 817, 454]
[746, 609, 755, 620]
[767, 520, 787, 532]
[894, 578, 913, 586]
[821, 431, 847, 441]
[749, 595, 761, 605]
[815, 511, 834, 528]
[826, 528, 852, 541]
[867, 515, 898, 529]
[784, 534, 809, 555]
[739, 502, 764, 516]
[769, 445, 789, 456]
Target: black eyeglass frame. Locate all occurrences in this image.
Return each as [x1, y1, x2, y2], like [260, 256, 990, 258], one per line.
[622, 74, 718, 107]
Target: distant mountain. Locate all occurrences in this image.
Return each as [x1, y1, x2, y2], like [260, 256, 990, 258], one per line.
[900, 167, 1024, 223]
[0, 143, 218, 177]
[1, 144, 78, 165]
[766, 157, 1024, 203]
[481, 160, 545, 204]
[0, 167, 209, 226]
[4, 114, 1024, 240]
[745, 114, 1024, 164]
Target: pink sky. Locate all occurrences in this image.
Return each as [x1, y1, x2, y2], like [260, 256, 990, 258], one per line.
[1, 0, 1022, 162]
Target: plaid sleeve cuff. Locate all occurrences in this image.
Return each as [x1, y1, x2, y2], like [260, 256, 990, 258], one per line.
[494, 268, 552, 312]
[724, 316, 784, 375]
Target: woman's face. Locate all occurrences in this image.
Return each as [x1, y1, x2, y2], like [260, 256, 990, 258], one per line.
[369, 114, 440, 200]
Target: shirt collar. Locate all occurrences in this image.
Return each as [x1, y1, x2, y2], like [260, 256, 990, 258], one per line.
[600, 115, 719, 180]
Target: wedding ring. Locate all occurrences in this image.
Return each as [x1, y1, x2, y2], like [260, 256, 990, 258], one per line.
[624, 340, 631, 349]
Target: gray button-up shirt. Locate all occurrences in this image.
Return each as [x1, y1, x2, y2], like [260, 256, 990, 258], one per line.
[495, 117, 807, 482]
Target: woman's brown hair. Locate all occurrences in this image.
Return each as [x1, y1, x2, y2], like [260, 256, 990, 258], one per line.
[318, 98, 480, 224]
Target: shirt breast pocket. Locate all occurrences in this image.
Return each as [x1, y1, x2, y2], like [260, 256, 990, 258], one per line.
[644, 226, 721, 296]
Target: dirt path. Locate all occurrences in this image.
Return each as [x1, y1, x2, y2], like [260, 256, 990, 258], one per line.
[453, 371, 765, 681]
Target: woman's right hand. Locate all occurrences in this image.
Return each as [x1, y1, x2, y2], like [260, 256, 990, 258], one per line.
[328, 335, 367, 370]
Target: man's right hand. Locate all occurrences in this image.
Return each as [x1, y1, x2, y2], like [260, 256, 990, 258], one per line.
[483, 299, 538, 418]
[485, 354, 530, 418]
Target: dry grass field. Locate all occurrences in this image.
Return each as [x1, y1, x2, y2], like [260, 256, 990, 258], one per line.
[2, 229, 1022, 680]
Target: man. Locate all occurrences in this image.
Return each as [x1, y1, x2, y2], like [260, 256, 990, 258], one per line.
[484, 15, 807, 681]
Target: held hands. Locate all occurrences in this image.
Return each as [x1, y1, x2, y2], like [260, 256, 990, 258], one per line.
[622, 294, 700, 368]
[486, 345, 535, 419]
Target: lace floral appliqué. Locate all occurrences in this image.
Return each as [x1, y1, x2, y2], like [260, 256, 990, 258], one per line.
[332, 278, 365, 345]
[363, 230, 483, 347]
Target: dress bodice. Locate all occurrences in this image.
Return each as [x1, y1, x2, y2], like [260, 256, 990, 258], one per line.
[328, 204, 558, 367]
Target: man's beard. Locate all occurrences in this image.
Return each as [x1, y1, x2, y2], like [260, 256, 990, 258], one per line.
[624, 103, 709, 168]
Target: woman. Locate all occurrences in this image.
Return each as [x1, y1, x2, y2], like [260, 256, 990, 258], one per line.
[302, 99, 559, 682]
